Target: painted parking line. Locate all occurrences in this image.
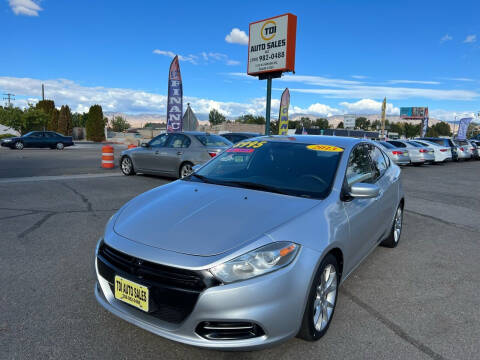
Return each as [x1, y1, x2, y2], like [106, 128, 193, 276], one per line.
[0, 173, 122, 184]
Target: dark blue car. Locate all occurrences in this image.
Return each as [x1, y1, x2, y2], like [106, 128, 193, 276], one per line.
[1, 131, 74, 150]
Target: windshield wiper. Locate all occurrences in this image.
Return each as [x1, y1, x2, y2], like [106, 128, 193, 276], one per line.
[187, 173, 214, 184]
[220, 180, 290, 196]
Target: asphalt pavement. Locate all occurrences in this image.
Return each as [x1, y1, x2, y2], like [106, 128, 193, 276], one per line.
[0, 147, 479, 360]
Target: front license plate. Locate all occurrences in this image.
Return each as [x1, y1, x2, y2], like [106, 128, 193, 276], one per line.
[114, 275, 149, 312]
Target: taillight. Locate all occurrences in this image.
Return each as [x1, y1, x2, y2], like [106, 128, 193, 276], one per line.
[460, 147, 464, 151]
[470, 147, 475, 151]
[208, 151, 218, 158]
[419, 149, 428, 153]
[440, 149, 448, 152]
[392, 151, 403, 155]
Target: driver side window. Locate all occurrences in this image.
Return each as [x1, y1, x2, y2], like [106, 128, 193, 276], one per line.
[346, 145, 374, 186]
[149, 134, 167, 147]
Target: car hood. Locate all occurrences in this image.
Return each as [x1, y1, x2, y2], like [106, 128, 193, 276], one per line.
[113, 180, 318, 256]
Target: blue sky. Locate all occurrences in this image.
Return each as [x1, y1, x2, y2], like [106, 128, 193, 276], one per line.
[1, 0, 479, 121]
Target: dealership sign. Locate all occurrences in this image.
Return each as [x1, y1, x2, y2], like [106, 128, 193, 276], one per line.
[248, 13, 297, 76]
[344, 115, 356, 129]
[400, 107, 428, 119]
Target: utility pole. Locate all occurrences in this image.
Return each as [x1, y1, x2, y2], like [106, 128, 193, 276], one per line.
[3, 93, 15, 106]
[381, 97, 386, 139]
[42, 84, 45, 100]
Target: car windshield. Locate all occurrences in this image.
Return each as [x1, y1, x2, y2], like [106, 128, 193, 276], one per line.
[22, 131, 36, 137]
[378, 141, 395, 149]
[185, 141, 343, 200]
[195, 134, 232, 147]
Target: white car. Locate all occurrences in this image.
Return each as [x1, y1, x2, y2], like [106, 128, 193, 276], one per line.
[412, 140, 452, 163]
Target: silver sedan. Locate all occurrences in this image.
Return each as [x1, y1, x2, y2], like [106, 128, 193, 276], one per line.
[119, 132, 232, 178]
[95, 136, 404, 350]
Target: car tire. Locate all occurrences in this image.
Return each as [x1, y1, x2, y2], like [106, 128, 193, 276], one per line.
[297, 254, 339, 342]
[15, 141, 24, 150]
[120, 156, 135, 176]
[381, 204, 403, 248]
[179, 162, 193, 179]
[56, 142, 64, 150]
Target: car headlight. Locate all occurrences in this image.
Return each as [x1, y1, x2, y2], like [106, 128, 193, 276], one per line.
[3, 139, 12, 142]
[210, 242, 300, 283]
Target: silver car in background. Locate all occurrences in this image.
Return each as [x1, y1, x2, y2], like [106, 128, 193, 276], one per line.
[452, 139, 472, 160]
[376, 141, 410, 165]
[95, 136, 404, 350]
[387, 140, 433, 165]
[119, 132, 232, 178]
[411, 139, 452, 163]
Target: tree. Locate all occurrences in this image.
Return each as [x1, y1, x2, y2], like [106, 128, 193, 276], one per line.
[86, 105, 105, 142]
[404, 123, 421, 138]
[0, 106, 23, 133]
[209, 109, 226, 125]
[110, 116, 131, 132]
[314, 118, 329, 129]
[72, 112, 88, 128]
[21, 106, 49, 134]
[389, 122, 403, 136]
[57, 105, 73, 135]
[337, 121, 344, 129]
[355, 117, 370, 130]
[432, 121, 452, 136]
[36, 100, 56, 131]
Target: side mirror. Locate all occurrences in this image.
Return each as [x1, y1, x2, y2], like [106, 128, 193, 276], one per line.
[192, 164, 201, 172]
[141, 142, 149, 148]
[349, 183, 380, 199]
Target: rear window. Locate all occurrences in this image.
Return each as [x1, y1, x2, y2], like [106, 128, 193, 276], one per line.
[406, 141, 422, 147]
[195, 135, 232, 147]
[378, 141, 395, 149]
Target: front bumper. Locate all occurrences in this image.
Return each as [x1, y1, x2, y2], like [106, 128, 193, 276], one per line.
[1, 141, 13, 148]
[95, 241, 319, 350]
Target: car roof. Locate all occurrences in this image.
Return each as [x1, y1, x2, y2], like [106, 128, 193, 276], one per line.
[248, 135, 366, 149]
[223, 132, 261, 136]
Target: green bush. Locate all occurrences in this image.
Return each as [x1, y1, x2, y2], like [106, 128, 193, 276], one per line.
[86, 105, 105, 142]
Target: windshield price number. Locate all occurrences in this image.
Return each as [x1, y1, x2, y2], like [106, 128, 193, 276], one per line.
[258, 51, 285, 62]
[235, 141, 267, 149]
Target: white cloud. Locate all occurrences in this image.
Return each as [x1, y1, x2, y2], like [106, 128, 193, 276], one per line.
[388, 80, 441, 85]
[291, 103, 342, 117]
[442, 77, 475, 82]
[225, 28, 249, 45]
[463, 34, 477, 43]
[352, 75, 368, 79]
[440, 34, 453, 43]
[9, 0, 42, 16]
[152, 50, 198, 64]
[285, 86, 478, 101]
[339, 99, 399, 115]
[154, 50, 240, 66]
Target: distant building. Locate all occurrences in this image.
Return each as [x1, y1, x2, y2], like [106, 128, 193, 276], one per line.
[0, 124, 20, 136]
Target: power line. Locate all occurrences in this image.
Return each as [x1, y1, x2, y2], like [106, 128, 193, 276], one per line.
[3, 93, 15, 106]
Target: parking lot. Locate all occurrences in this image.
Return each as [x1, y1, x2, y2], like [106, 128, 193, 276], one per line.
[1, 146, 479, 360]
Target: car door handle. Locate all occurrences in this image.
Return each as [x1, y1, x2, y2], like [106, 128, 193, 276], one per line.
[177, 151, 183, 155]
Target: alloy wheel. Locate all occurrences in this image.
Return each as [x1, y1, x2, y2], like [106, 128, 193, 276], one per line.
[313, 264, 337, 332]
[394, 207, 403, 243]
[15, 142, 23, 150]
[180, 163, 193, 178]
[121, 157, 132, 175]
[56, 143, 64, 150]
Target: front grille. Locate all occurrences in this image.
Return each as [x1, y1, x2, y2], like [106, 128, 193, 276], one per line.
[97, 242, 219, 323]
[196, 321, 265, 340]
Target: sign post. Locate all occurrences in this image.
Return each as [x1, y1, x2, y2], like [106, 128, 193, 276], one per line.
[248, 13, 297, 135]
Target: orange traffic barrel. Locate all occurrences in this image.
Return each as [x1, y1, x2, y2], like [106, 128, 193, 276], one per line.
[101, 145, 114, 169]
[127, 144, 137, 149]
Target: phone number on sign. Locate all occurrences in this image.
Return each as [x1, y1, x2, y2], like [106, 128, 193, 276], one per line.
[258, 52, 285, 61]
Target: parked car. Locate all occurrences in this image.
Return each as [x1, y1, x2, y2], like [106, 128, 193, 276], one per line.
[95, 136, 404, 350]
[119, 132, 232, 178]
[417, 137, 458, 161]
[467, 140, 480, 159]
[376, 141, 410, 165]
[221, 132, 261, 144]
[410, 139, 452, 163]
[386, 140, 433, 165]
[452, 139, 472, 160]
[0, 131, 74, 150]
